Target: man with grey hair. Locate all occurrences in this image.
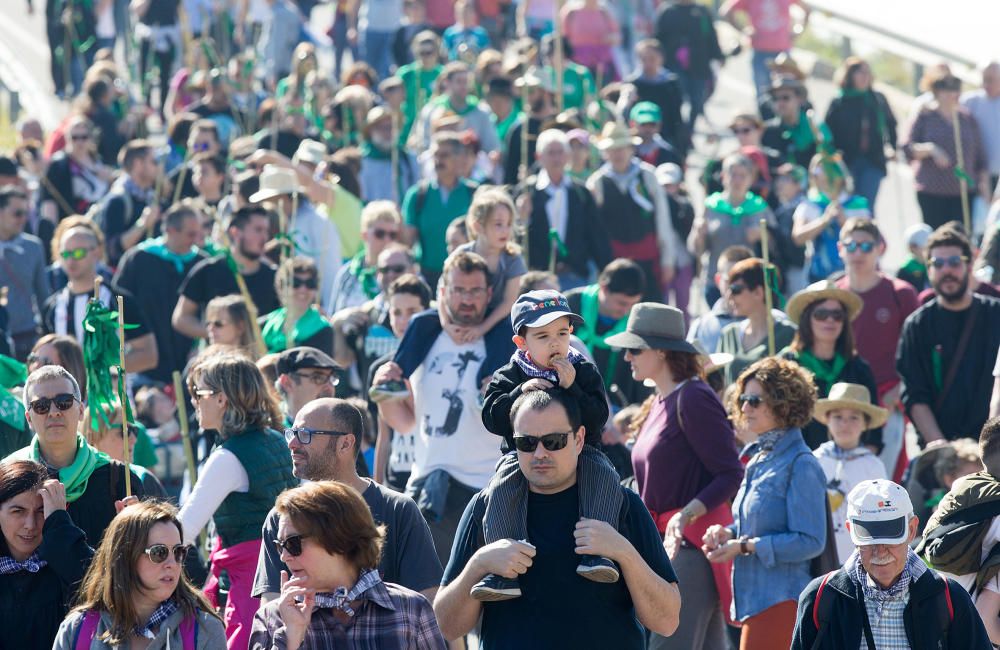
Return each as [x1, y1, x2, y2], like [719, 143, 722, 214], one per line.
[518, 129, 611, 290]
[4, 365, 143, 546]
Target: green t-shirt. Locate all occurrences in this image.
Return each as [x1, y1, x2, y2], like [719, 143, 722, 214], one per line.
[402, 179, 476, 273]
[398, 64, 442, 143]
[541, 63, 596, 111]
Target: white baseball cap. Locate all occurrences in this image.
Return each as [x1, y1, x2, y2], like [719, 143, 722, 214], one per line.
[846, 480, 914, 546]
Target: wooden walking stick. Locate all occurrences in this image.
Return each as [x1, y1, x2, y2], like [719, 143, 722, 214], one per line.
[116, 296, 131, 498]
[171, 371, 197, 484]
[951, 110, 972, 235]
[391, 111, 401, 204]
[760, 218, 776, 357]
[553, 0, 565, 113]
[519, 113, 530, 182]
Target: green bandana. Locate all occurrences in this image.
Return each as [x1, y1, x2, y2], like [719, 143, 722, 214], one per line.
[704, 192, 769, 226]
[347, 251, 379, 300]
[575, 284, 628, 388]
[8, 434, 110, 503]
[796, 349, 847, 393]
[0, 354, 27, 389]
[261, 307, 330, 353]
[137, 236, 200, 275]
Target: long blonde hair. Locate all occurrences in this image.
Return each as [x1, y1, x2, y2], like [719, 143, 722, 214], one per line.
[465, 187, 522, 256]
[187, 353, 282, 437]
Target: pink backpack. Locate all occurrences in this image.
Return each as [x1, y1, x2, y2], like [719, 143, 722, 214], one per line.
[74, 609, 197, 649]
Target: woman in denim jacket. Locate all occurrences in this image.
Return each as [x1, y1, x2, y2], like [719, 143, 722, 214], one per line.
[702, 357, 827, 650]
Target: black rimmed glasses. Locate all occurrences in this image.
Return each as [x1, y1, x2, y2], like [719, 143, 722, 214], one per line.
[284, 427, 350, 445]
[738, 394, 764, 409]
[274, 534, 308, 556]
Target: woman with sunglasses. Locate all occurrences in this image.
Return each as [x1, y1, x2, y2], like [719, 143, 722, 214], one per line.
[39, 115, 111, 238]
[716, 257, 797, 385]
[249, 481, 446, 650]
[0, 461, 93, 650]
[204, 295, 257, 355]
[180, 354, 297, 650]
[702, 356, 827, 650]
[53, 500, 226, 649]
[780, 280, 881, 451]
[261, 257, 334, 355]
[608, 303, 744, 650]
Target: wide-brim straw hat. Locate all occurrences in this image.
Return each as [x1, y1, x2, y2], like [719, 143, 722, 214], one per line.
[248, 165, 302, 203]
[785, 280, 863, 325]
[814, 382, 889, 429]
[291, 139, 327, 167]
[605, 303, 699, 354]
[596, 121, 641, 151]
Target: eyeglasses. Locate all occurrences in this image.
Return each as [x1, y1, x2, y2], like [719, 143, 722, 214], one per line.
[273, 534, 308, 557]
[738, 394, 764, 408]
[205, 320, 229, 329]
[811, 307, 846, 322]
[284, 427, 350, 445]
[192, 141, 212, 152]
[144, 543, 188, 564]
[192, 388, 219, 402]
[70, 133, 90, 141]
[929, 255, 969, 269]
[732, 127, 756, 135]
[60, 246, 94, 260]
[774, 94, 796, 102]
[625, 348, 645, 356]
[728, 282, 748, 296]
[378, 264, 407, 275]
[513, 431, 571, 453]
[449, 286, 487, 299]
[842, 240, 876, 254]
[28, 393, 78, 415]
[292, 276, 318, 289]
[290, 371, 338, 386]
[27, 353, 54, 367]
[372, 228, 399, 241]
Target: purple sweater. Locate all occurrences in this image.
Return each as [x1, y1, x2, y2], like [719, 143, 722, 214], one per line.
[631, 378, 744, 515]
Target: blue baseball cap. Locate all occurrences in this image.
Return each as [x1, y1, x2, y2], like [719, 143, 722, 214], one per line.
[511, 290, 583, 333]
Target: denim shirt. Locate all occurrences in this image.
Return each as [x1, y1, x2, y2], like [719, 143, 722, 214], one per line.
[729, 427, 827, 621]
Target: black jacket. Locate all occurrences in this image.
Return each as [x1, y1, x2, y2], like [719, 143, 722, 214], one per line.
[791, 565, 991, 650]
[520, 176, 612, 279]
[67, 461, 145, 548]
[482, 356, 609, 451]
[824, 91, 898, 172]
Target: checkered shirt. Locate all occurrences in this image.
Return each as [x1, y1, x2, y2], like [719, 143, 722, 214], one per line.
[849, 548, 927, 650]
[135, 599, 180, 639]
[0, 553, 47, 575]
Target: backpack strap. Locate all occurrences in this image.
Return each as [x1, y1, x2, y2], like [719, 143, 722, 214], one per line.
[812, 570, 836, 632]
[180, 613, 198, 650]
[74, 610, 102, 650]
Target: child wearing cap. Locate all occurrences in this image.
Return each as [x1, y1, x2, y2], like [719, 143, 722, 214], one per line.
[813, 382, 889, 563]
[476, 290, 620, 601]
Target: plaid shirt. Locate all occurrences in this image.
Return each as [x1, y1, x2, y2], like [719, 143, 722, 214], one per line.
[848, 548, 927, 650]
[512, 346, 586, 384]
[0, 553, 47, 575]
[249, 579, 447, 650]
[135, 599, 179, 639]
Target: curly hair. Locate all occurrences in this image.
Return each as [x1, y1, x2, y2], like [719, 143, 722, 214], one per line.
[728, 357, 817, 430]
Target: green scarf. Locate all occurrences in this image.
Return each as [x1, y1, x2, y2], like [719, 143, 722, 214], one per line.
[575, 285, 628, 388]
[783, 109, 817, 153]
[796, 349, 847, 392]
[346, 251, 379, 300]
[704, 192, 769, 226]
[839, 88, 888, 145]
[8, 434, 110, 503]
[137, 236, 201, 275]
[360, 141, 392, 161]
[261, 307, 330, 353]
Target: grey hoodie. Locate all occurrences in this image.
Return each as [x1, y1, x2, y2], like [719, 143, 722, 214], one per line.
[53, 608, 226, 650]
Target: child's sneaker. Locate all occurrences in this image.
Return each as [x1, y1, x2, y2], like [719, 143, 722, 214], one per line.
[368, 379, 410, 403]
[470, 574, 522, 601]
[576, 556, 620, 583]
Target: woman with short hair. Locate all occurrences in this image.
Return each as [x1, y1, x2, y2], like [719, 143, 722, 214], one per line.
[249, 481, 446, 650]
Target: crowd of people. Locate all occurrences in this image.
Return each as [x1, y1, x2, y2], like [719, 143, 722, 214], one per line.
[3, 0, 1000, 648]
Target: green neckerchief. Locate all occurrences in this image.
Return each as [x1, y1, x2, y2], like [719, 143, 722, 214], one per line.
[783, 109, 817, 152]
[899, 254, 926, 277]
[261, 307, 329, 353]
[443, 95, 479, 117]
[360, 141, 392, 161]
[704, 191, 769, 226]
[806, 189, 869, 212]
[347, 251, 379, 300]
[201, 240, 223, 257]
[137, 236, 200, 275]
[576, 284, 627, 388]
[796, 349, 848, 391]
[8, 434, 110, 503]
[839, 88, 888, 145]
[494, 109, 522, 146]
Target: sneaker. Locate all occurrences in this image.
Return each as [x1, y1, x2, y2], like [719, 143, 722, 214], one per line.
[576, 556, 620, 583]
[470, 574, 522, 601]
[368, 379, 410, 403]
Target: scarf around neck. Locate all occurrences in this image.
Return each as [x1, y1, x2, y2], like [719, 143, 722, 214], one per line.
[137, 236, 200, 275]
[513, 346, 586, 384]
[851, 547, 926, 618]
[796, 349, 847, 391]
[261, 307, 329, 353]
[7, 434, 110, 503]
[704, 191, 769, 226]
[313, 568, 382, 616]
[0, 552, 47, 575]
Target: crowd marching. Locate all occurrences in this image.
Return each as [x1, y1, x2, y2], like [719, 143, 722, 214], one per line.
[2, 0, 1000, 648]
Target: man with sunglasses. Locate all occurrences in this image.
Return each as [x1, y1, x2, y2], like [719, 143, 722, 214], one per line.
[435, 390, 681, 648]
[0, 185, 50, 361]
[5, 365, 144, 547]
[330, 201, 404, 314]
[897, 225, 1000, 446]
[253, 397, 442, 604]
[274, 347, 340, 424]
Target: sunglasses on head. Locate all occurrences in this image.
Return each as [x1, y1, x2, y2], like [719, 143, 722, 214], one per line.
[372, 228, 398, 241]
[842, 240, 876, 254]
[811, 307, 846, 322]
[292, 276, 318, 289]
[378, 264, 407, 275]
[60, 246, 93, 260]
[513, 431, 571, 453]
[274, 534, 308, 556]
[738, 394, 764, 408]
[929, 255, 968, 269]
[28, 393, 77, 415]
[144, 543, 188, 564]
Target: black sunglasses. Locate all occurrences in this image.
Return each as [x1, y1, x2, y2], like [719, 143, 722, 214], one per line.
[70, 133, 90, 141]
[284, 427, 350, 445]
[378, 264, 407, 275]
[513, 432, 571, 453]
[28, 393, 78, 415]
[144, 543, 188, 564]
[372, 228, 398, 241]
[738, 394, 764, 408]
[729, 282, 748, 296]
[292, 276, 318, 289]
[929, 255, 968, 269]
[625, 348, 645, 356]
[811, 307, 846, 322]
[732, 127, 756, 135]
[274, 534, 308, 557]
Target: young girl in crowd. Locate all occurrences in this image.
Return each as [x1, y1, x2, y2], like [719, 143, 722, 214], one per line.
[812, 382, 888, 563]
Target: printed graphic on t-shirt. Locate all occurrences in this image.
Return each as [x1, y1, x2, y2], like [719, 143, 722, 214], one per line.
[423, 349, 484, 437]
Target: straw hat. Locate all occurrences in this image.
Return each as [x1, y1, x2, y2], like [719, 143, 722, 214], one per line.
[596, 121, 641, 151]
[291, 139, 327, 167]
[785, 280, 863, 325]
[605, 303, 699, 354]
[248, 165, 301, 203]
[814, 383, 889, 429]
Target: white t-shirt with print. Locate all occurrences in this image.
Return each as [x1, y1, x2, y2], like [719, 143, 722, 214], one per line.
[408, 332, 499, 489]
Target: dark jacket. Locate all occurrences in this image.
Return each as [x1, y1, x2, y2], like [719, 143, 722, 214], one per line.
[520, 176, 612, 279]
[393, 309, 515, 384]
[482, 356, 609, 451]
[654, 2, 723, 78]
[67, 461, 145, 548]
[824, 90, 898, 172]
[790, 565, 992, 650]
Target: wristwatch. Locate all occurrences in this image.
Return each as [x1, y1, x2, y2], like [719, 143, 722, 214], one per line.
[739, 535, 754, 555]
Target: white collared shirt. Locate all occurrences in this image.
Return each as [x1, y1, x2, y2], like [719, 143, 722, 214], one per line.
[536, 169, 569, 243]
